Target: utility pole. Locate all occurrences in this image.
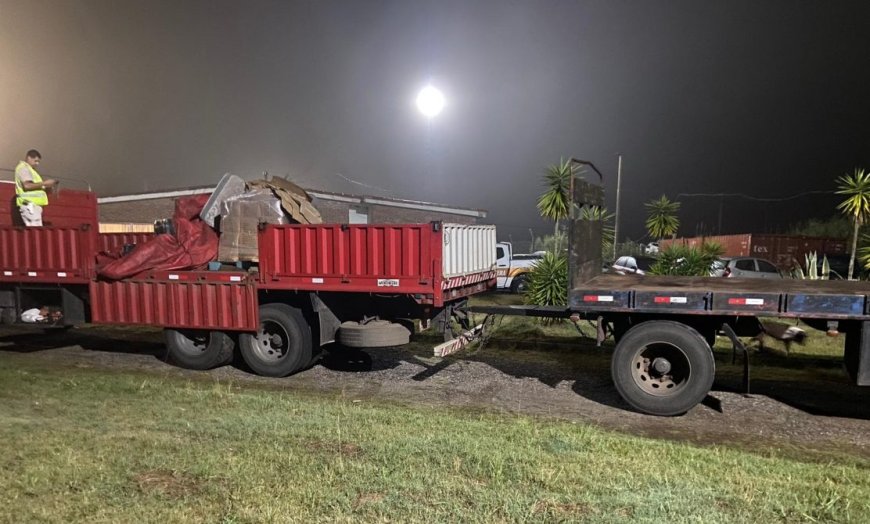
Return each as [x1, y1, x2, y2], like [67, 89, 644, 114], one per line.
[612, 154, 623, 260]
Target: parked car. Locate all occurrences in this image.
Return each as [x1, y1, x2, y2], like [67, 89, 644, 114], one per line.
[824, 254, 861, 280]
[610, 255, 657, 276]
[712, 257, 782, 279]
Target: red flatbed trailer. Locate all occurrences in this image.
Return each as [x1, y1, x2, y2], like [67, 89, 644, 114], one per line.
[0, 183, 496, 378]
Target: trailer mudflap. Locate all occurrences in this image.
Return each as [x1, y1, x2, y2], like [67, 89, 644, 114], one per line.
[845, 321, 870, 386]
[786, 294, 865, 316]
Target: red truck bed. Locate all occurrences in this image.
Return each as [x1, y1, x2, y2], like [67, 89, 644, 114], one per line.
[0, 183, 496, 330]
[257, 223, 496, 306]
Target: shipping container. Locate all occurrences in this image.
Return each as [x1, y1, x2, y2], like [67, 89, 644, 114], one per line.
[661, 234, 848, 269]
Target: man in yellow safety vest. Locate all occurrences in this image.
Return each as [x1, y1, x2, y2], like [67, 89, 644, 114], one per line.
[14, 149, 58, 226]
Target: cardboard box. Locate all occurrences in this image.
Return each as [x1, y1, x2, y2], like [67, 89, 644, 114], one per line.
[217, 190, 288, 262]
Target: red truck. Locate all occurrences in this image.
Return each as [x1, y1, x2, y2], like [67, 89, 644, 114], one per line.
[0, 182, 496, 378]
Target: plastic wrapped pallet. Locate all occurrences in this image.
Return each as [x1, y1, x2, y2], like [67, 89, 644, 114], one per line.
[199, 173, 246, 228]
[218, 189, 288, 262]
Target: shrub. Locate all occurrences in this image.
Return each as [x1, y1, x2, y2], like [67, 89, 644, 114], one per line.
[524, 252, 567, 312]
[649, 243, 723, 277]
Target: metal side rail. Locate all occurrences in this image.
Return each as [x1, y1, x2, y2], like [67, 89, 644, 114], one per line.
[464, 304, 572, 319]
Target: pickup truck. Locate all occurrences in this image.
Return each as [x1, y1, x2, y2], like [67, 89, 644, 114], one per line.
[495, 242, 543, 293]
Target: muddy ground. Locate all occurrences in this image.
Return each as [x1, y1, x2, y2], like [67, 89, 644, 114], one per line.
[2, 321, 870, 460]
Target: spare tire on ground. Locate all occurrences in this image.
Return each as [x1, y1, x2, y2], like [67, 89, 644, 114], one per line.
[338, 320, 411, 348]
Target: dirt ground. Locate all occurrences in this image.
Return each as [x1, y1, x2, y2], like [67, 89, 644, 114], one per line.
[2, 322, 870, 460]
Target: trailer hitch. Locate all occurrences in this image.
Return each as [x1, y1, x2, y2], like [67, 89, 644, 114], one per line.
[433, 313, 494, 358]
[721, 323, 751, 396]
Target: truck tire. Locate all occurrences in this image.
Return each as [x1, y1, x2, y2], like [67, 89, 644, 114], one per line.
[611, 320, 715, 416]
[509, 275, 528, 294]
[164, 329, 235, 370]
[339, 320, 410, 348]
[239, 304, 312, 377]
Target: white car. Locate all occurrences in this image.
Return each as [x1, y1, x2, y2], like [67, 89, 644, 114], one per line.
[713, 257, 783, 279]
[610, 256, 655, 276]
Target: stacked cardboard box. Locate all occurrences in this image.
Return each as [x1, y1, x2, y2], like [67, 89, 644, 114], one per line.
[217, 189, 287, 262]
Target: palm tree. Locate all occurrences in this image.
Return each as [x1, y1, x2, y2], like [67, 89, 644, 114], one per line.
[835, 168, 870, 280]
[644, 195, 680, 241]
[536, 158, 576, 252]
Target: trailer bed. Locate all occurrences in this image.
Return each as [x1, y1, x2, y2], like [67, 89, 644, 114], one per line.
[571, 274, 870, 319]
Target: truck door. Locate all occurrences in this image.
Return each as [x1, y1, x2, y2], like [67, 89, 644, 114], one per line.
[495, 243, 511, 289]
[756, 259, 781, 279]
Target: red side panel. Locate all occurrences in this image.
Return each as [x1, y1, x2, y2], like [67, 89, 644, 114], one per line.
[0, 184, 99, 229]
[0, 227, 94, 283]
[89, 277, 258, 331]
[258, 224, 437, 295]
[0, 184, 99, 282]
[99, 233, 155, 252]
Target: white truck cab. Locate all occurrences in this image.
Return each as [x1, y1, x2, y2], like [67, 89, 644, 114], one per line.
[495, 242, 544, 293]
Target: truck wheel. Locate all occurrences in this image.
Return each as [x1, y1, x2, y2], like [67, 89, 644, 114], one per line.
[339, 320, 410, 348]
[510, 275, 528, 294]
[611, 320, 715, 416]
[164, 329, 235, 370]
[239, 304, 312, 377]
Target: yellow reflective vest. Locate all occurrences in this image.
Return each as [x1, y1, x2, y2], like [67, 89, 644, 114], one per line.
[14, 161, 48, 206]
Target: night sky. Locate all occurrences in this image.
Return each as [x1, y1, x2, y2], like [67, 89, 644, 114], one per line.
[2, 0, 869, 242]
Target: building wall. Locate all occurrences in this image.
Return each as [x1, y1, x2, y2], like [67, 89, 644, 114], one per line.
[368, 205, 477, 225]
[100, 196, 483, 225]
[99, 200, 176, 223]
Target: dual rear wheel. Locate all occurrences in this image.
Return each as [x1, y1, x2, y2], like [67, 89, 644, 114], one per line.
[164, 304, 313, 377]
[239, 304, 313, 377]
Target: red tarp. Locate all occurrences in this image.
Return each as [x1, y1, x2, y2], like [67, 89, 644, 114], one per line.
[97, 194, 219, 279]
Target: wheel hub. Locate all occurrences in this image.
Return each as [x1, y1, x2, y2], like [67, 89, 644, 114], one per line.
[631, 343, 691, 397]
[254, 321, 290, 361]
[651, 357, 671, 374]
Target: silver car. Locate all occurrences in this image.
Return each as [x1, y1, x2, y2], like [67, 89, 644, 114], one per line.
[713, 257, 782, 279]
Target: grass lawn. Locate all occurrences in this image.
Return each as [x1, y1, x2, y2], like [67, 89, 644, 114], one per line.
[2, 356, 869, 523]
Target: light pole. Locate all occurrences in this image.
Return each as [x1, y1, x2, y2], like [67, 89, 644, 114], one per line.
[613, 154, 623, 260]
